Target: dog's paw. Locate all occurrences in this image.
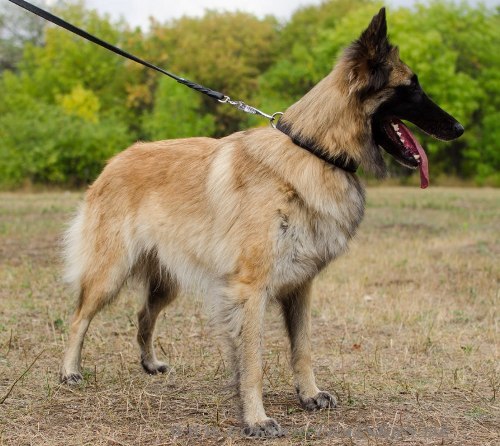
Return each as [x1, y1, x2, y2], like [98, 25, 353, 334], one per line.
[60, 372, 83, 385]
[299, 391, 337, 411]
[243, 418, 284, 438]
[141, 358, 169, 375]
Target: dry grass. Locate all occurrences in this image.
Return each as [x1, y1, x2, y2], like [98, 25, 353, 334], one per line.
[0, 188, 498, 445]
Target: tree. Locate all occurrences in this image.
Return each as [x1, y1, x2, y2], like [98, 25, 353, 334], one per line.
[0, 1, 133, 186]
[143, 76, 215, 140]
[0, 1, 45, 72]
[0, 101, 130, 186]
[145, 11, 279, 135]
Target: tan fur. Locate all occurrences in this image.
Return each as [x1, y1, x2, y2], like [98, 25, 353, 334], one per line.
[61, 124, 365, 429]
[60, 9, 419, 437]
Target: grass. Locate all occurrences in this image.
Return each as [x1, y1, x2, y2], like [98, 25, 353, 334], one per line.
[0, 187, 498, 445]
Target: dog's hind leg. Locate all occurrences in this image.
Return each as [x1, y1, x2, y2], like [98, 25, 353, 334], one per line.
[137, 273, 178, 374]
[60, 260, 128, 384]
[280, 281, 336, 411]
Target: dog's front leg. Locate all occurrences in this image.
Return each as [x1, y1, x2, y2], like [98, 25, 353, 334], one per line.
[223, 282, 284, 438]
[281, 281, 337, 411]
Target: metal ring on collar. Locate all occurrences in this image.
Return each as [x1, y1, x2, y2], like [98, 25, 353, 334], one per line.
[270, 112, 284, 129]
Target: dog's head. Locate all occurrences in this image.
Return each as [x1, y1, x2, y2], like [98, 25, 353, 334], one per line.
[344, 7, 463, 187]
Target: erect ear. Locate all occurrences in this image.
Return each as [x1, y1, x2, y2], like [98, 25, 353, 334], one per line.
[359, 7, 388, 57]
[344, 7, 392, 95]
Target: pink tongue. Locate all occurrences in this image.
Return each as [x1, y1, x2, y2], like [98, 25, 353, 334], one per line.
[398, 122, 429, 189]
[414, 138, 429, 189]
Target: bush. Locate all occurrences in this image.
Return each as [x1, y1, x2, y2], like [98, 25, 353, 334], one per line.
[0, 102, 131, 187]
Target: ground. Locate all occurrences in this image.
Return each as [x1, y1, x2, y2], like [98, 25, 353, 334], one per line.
[0, 188, 498, 445]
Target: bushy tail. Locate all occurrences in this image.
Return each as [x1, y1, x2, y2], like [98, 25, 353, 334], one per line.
[62, 203, 88, 294]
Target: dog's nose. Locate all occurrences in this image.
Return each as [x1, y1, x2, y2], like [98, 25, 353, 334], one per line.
[454, 122, 464, 137]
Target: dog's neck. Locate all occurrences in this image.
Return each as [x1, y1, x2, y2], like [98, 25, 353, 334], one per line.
[276, 120, 359, 173]
[276, 69, 367, 173]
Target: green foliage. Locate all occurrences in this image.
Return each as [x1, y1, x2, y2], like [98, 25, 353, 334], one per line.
[0, 0, 498, 187]
[0, 101, 130, 186]
[143, 77, 215, 140]
[0, 1, 133, 187]
[16, 2, 132, 120]
[146, 11, 279, 135]
[259, 0, 375, 103]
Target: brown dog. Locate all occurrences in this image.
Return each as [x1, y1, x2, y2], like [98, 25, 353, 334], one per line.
[61, 8, 463, 438]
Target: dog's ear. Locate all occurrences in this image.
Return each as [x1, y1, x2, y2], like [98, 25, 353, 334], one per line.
[359, 7, 389, 57]
[344, 7, 392, 95]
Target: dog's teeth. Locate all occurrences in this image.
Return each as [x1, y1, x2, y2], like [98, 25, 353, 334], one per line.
[413, 154, 421, 160]
[391, 123, 399, 131]
[397, 131, 402, 137]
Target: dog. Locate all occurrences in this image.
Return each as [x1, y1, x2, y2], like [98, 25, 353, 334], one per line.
[60, 8, 463, 438]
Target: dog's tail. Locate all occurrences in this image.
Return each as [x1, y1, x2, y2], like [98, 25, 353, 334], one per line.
[62, 203, 89, 295]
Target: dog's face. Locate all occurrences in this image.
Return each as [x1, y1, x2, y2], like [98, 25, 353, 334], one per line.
[344, 8, 463, 187]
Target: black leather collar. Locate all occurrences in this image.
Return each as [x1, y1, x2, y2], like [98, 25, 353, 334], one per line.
[276, 120, 359, 173]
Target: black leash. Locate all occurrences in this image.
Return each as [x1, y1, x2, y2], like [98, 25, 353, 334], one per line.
[8, 0, 358, 173]
[7, 0, 282, 125]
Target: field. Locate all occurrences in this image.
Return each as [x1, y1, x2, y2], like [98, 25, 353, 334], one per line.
[0, 188, 498, 445]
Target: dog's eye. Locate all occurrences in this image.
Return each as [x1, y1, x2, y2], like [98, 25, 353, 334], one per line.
[403, 75, 423, 100]
[410, 74, 420, 90]
[393, 79, 422, 103]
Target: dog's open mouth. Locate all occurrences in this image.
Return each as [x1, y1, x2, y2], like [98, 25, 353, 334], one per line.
[374, 118, 429, 189]
[385, 118, 429, 188]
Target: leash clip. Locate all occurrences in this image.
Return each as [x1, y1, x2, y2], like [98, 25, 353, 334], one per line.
[219, 96, 283, 129]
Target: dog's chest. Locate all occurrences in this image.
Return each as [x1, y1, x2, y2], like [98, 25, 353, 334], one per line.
[271, 187, 364, 289]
